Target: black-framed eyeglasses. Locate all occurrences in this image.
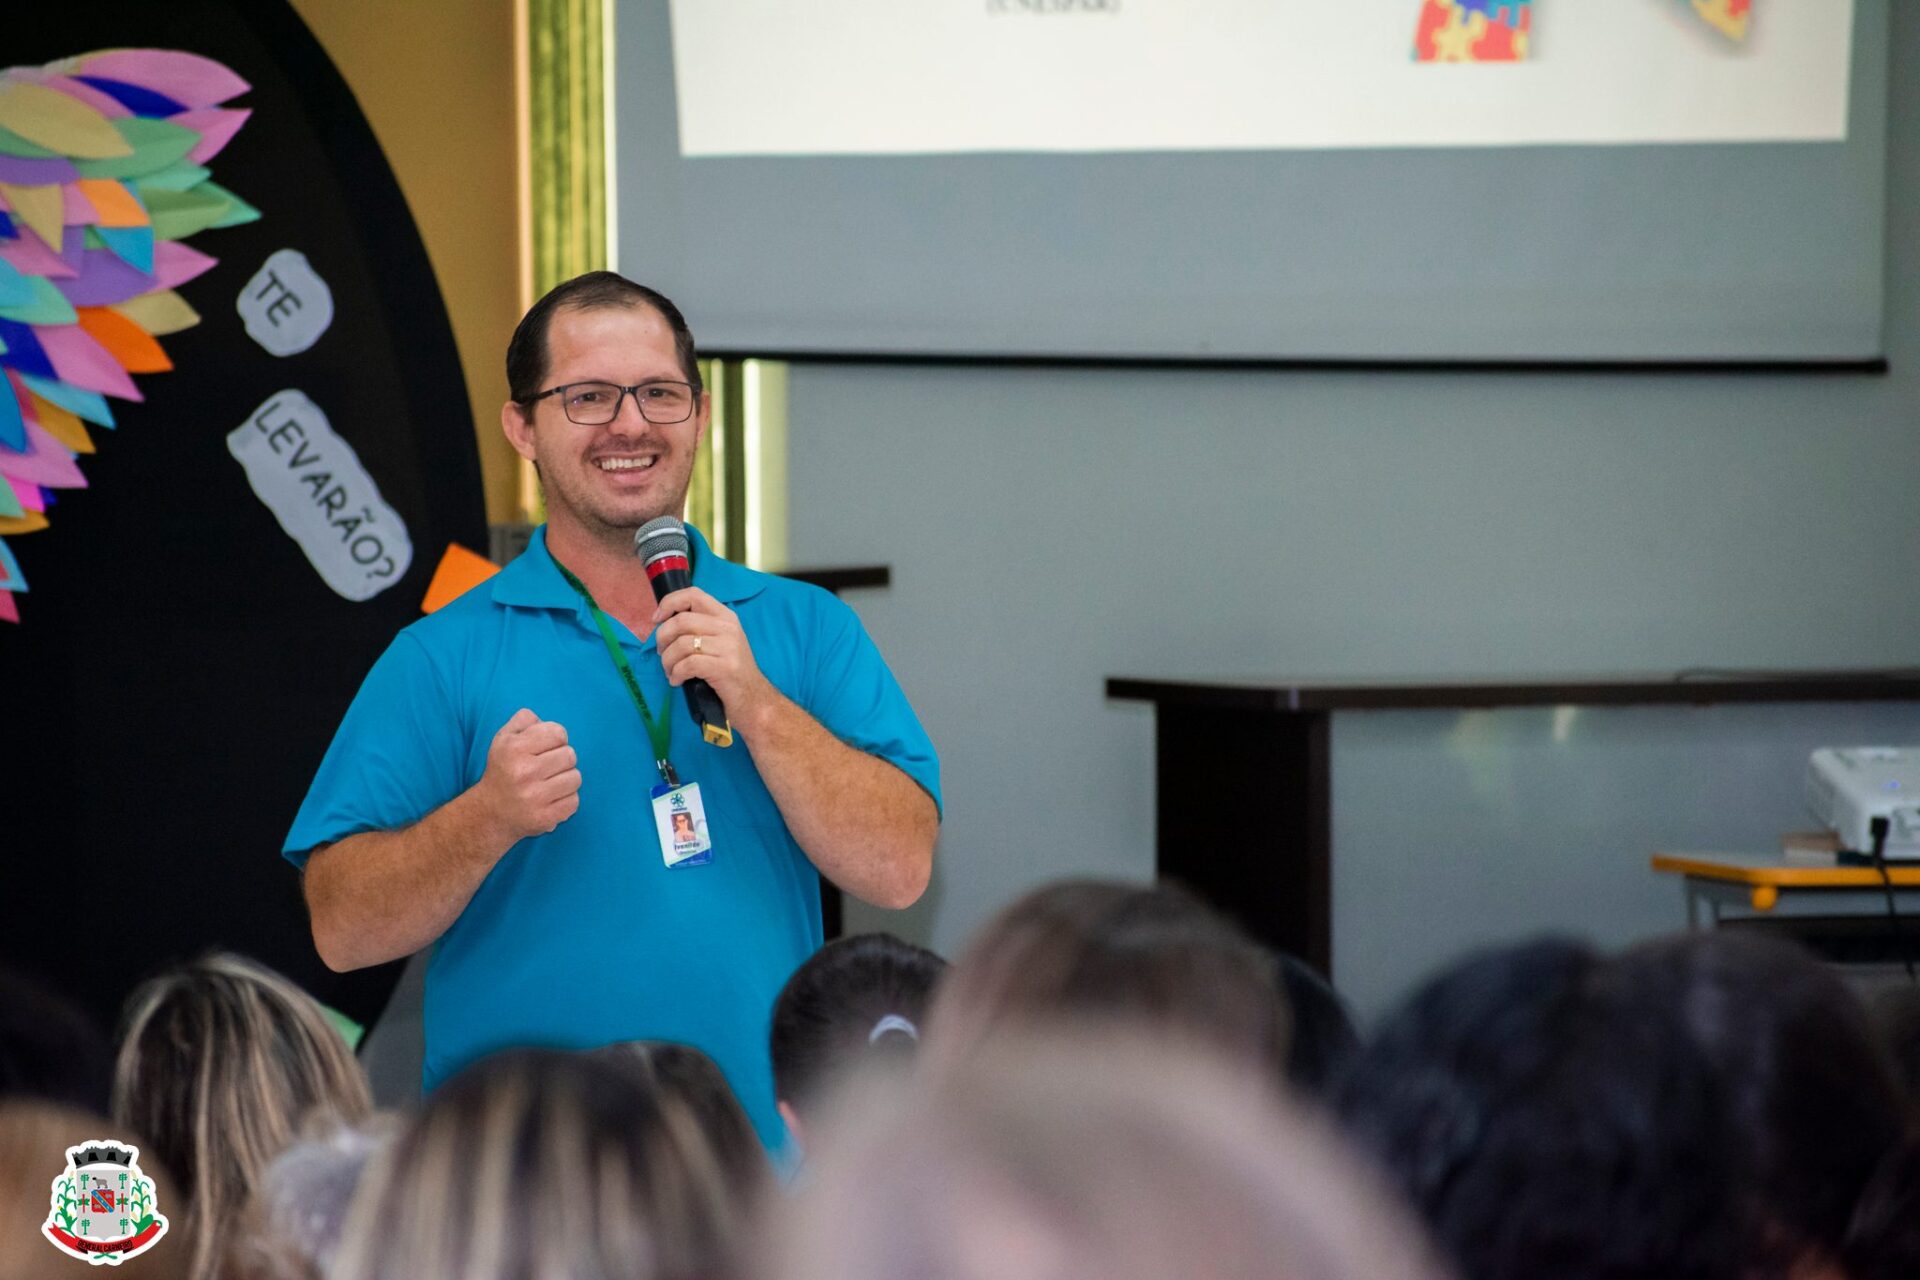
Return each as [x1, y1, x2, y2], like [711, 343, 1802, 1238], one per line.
[527, 380, 697, 426]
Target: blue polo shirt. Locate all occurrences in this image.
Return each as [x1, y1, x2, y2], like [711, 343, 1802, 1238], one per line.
[285, 525, 939, 1147]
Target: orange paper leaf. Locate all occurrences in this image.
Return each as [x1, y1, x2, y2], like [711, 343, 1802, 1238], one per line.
[76, 307, 172, 373]
[74, 178, 148, 228]
[422, 543, 500, 614]
[0, 511, 51, 535]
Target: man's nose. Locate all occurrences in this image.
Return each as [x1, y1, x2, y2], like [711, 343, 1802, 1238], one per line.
[605, 387, 650, 432]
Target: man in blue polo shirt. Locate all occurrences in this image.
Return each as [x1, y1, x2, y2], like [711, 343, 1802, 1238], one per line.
[285, 272, 940, 1146]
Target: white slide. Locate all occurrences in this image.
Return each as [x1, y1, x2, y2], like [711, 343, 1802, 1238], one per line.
[670, 0, 1853, 157]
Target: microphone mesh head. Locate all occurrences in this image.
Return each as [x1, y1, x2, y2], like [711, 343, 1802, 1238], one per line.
[634, 516, 689, 562]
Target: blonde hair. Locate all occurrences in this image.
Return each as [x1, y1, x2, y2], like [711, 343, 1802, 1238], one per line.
[760, 1028, 1450, 1280]
[926, 880, 1290, 1076]
[0, 1099, 185, 1280]
[218, 1113, 398, 1280]
[331, 1048, 760, 1280]
[589, 1041, 771, 1202]
[111, 953, 370, 1280]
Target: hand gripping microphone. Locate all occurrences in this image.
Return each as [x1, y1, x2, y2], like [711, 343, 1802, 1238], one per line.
[635, 516, 734, 748]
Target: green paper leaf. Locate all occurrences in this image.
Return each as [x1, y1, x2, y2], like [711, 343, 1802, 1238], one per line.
[203, 182, 261, 228]
[0, 124, 56, 158]
[319, 1002, 365, 1050]
[73, 118, 198, 180]
[0, 276, 78, 326]
[0, 479, 23, 520]
[134, 161, 211, 193]
[146, 185, 235, 240]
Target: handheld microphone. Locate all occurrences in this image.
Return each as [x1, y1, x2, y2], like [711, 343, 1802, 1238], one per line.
[635, 516, 734, 748]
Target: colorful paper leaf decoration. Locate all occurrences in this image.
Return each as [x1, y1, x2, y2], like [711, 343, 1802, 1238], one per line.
[110, 289, 197, 335]
[72, 117, 201, 180]
[0, 48, 252, 621]
[71, 75, 188, 119]
[0, 81, 132, 159]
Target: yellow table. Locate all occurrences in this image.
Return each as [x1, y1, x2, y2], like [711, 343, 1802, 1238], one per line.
[1652, 851, 1920, 926]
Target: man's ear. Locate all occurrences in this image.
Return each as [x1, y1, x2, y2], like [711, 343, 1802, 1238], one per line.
[501, 399, 537, 463]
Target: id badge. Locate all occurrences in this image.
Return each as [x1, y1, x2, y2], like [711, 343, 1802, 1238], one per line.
[651, 780, 714, 868]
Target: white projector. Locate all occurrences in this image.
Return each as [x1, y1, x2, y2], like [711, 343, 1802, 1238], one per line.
[1806, 748, 1920, 861]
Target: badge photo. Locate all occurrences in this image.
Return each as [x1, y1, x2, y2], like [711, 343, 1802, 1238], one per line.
[652, 781, 714, 868]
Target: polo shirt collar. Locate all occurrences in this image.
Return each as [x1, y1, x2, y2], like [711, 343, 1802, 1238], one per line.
[491, 523, 766, 610]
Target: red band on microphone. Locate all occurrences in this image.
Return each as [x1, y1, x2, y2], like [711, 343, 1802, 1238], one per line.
[643, 554, 690, 581]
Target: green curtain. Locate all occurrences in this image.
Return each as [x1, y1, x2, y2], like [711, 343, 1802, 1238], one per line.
[523, 3, 770, 557]
[527, 0, 609, 295]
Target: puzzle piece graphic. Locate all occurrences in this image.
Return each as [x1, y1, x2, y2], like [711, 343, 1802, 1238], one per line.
[1415, 0, 1752, 64]
[1414, 0, 1532, 63]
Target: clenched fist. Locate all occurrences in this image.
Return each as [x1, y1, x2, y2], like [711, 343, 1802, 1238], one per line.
[478, 708, 581, 840]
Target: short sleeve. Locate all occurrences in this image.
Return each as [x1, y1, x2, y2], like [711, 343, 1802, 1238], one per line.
[282, 630, 470, 867]
[803, 595, 942, 816]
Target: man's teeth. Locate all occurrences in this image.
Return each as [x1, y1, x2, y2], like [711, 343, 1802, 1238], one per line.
[597, 456, 657, 471]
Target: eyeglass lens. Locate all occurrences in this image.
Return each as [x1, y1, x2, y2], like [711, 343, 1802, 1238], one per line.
[562, 382, 694, 426]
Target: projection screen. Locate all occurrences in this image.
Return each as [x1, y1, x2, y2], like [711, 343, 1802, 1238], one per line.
[616, 0, 1887, 364]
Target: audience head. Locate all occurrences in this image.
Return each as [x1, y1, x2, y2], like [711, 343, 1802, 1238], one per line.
[112, 952, 370, 1280]
[0, 963, 112, 1113]
[1336, 936, 1746, 1280]
[926, 879, 1289, 1077]
[332, 1047, 756, 1280]
[760, 1027, 1449, 1280]
[221, 1115, 396, 1280]
[589, 1040, 770, 1197]
[1273, 952, 1360, 1099]
[770, 932, 946, 1142]
[1872, 984, 1920, 1108]
[1617, 932, 1920, 1280]
[0, 1099, 184, 1280]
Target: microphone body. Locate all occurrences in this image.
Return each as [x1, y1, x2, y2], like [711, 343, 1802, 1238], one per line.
[635, 517, 734, 748]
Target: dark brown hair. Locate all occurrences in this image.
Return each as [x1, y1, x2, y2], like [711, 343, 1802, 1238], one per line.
[771, 933, 947, 1121]
[505, 270, 703, 404]
[926, 880, 1289, 1078]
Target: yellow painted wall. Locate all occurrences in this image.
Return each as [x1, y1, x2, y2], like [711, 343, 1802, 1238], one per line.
[288, 0, 522, 525]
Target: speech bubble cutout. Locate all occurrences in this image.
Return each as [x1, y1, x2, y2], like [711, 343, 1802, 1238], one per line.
[237, 249, 334, 356]
[228, 390, 413, 601]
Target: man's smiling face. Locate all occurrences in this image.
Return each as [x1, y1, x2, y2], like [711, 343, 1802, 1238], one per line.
[505, 302, 709, 541]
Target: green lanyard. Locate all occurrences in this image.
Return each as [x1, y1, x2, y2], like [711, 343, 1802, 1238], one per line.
[553, 559, 678, 787]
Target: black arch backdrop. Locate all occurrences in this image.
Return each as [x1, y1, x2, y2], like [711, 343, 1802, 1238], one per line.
[1, 3, 486, 1032]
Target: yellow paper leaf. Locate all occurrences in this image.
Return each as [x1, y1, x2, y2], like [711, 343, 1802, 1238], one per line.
[26, 393, 95, 455]
[0, 81, 131, 160]
[111, 289, 201, 336]
[0, 181, 64, 251]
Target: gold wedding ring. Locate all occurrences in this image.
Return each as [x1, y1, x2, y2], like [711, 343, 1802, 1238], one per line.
[691, 636, 704, 654]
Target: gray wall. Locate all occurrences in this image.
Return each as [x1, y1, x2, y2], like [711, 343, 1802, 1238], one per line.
[788, 8, 1920, 1019]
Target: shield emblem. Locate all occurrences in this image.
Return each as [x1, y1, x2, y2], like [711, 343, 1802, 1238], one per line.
[43, 1139, 169, 1264]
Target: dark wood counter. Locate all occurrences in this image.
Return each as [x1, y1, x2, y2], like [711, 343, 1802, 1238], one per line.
[1108, 670, 1920, 976]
